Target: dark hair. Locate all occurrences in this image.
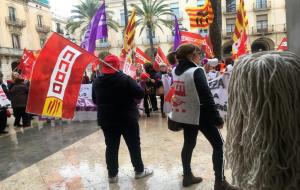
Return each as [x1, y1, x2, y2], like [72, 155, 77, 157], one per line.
[167, 52, 176, 65]
[175, 43, 201, 60]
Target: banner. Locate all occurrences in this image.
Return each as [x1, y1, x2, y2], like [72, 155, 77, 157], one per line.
[208, 73, 230, 114]
[135, 47, 151, 65]
[181, 31, 214, 58]
[26, 33, 98, 119]
[76, 84, 96, 111]
[0, 86, 10, 107]
[123, 49, 137, 79]
[18, 49, 36, 80]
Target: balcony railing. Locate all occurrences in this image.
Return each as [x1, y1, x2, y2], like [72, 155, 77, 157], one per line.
[142, 37, 160, 45]
[253, 1, 271, 11]
[97, 42, 111, 48]
[36, 24, 51, 33]
[222, 30, 234, 39]
[0, 47, 23, 57]
[252, 25, 274, 35]
[5, 17, 26, 28]
[222, 6, 237, 15]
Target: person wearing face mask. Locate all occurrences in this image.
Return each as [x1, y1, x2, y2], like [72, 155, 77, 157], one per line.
[168, 44, 241, 190]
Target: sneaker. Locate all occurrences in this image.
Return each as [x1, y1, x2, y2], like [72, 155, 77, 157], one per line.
[161, 113, 166, 118]
[214, 179, 242, 190]
[183, 173, 203, 187]
[108, 176, 118, 184]
[135, 168, 153, 179]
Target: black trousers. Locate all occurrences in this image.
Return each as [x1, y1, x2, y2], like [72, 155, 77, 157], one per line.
[160, 95, 164, 113]
[181, 123, 224, 182]
[143, 94, 158, 116]
[0, 110, 7, 132]
[102, 121, 144, 177]
[13, 107, 30, 126]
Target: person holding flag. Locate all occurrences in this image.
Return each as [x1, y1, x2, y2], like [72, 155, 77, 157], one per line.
[92, 54, 153, 183]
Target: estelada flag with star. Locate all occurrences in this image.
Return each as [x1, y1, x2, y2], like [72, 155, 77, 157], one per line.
[26, 33, 98, 119]
[185, 0, 214, 29]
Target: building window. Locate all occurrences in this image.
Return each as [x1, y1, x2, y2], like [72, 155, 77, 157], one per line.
[226, 0, 236, 12]
[37, 15, 43, 27]
[9, 7, 16, 21]
[226, 18, 236, 35]
[100, 38, 108, 43]
[170, 3, 180, 18]
[12, 34, 21, 49]
[256, 0, 267, 9]
[40, 38, 46, 48]
[197, 0, 205, 6]
[257, 14, 268, 32]
[56, 23, 64, 34]
[120, 12, 125, 26]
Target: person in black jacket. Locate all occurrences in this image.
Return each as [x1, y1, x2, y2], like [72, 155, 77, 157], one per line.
[0, 71, 9, 134]
[170, 44, 241, 190]
[92, 54, 153, 183]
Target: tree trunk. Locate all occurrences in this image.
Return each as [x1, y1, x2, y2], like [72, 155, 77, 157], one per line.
[209, 0, 222, 59]
[147, 23, 155, 63]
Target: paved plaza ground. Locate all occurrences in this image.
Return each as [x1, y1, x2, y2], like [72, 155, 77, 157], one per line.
[0, 113, 232, 190]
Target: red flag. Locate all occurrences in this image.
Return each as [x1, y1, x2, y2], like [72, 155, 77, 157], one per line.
[277, 37, 288, 51]
[18, 49, 36, 80]
[180, 31, 214, 58]
[154, 47, 169, 71]
[236, 31, 248, 57]
[135, 47, 151, 65]
[165, 86, 175, 103]
[26, 33, 98, 119]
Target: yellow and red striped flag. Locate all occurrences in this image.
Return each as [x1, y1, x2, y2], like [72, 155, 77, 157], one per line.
[121, 9, 136, 57]
[185, 0, 214, 29]
[232, 0, 249, 59]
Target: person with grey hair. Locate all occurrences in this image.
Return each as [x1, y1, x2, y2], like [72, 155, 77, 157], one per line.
[0, 71, 9, 134]
[226, 51, 300, 190]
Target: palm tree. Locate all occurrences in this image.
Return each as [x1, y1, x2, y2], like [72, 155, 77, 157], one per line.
[209, 0, 222, 59]
[66, 0, 119, 38]
[131, 0, 173, 62]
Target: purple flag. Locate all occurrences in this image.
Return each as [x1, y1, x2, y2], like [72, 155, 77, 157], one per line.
[173, 16, 181, 51]
[96, 4, 108, 39]
[81, 3, 105, 53]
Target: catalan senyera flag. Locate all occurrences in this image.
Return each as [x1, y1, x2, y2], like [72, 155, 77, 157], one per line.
[232, 0, 249, 60]
[135, 47, 151, 65]
[26, 33, 98, 119]
[185, 0, 214, 29]
[121, 9, 136, 57]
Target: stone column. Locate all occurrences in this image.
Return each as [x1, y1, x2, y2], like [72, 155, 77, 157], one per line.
[286, 0, 300, 55]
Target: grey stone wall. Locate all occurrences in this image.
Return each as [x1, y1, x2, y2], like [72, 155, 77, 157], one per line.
[286, 0, 300, 56]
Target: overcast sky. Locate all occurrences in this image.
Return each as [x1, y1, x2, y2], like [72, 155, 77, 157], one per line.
[50, 0, 80, 18]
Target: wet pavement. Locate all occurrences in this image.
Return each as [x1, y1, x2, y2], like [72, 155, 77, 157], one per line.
[0, 114, 232, 190]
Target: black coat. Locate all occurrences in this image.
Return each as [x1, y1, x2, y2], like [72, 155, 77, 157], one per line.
[175, 59, 224, 127]
[9, 79, 29, 108]
[92, 72, 144, 127]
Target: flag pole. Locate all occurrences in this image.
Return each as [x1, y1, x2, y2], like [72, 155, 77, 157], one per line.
[123, 0, 128, 27]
